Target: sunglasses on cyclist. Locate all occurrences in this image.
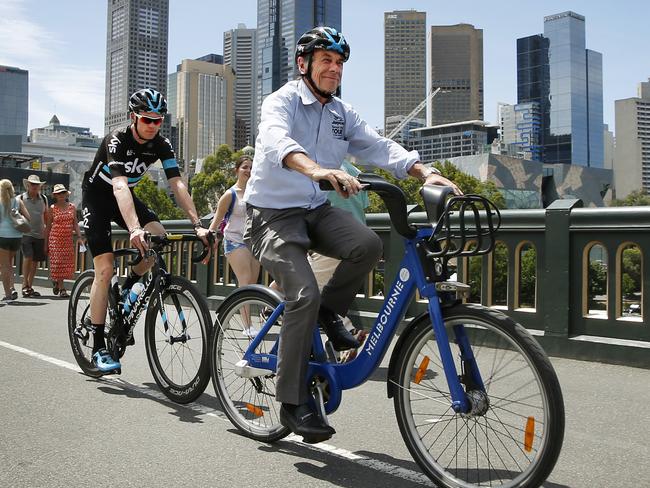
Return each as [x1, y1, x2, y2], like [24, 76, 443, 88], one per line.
[135, 114, 164, 125]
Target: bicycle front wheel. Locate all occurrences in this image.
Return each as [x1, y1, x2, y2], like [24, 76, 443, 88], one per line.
[210, 287, 289, 442]
[392, 304, 564, 488]
[144, 276, 211, 404]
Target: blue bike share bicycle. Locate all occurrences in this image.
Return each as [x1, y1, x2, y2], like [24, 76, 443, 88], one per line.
[209, 174, 565, 488]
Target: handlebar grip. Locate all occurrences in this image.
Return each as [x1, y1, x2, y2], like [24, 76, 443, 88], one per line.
[319, 180, 335, 191]
[191, 231, 216, 263]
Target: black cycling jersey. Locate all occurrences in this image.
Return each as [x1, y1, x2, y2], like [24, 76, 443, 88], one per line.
[81, 125, 181, 257]
[83, 125, 181, 191]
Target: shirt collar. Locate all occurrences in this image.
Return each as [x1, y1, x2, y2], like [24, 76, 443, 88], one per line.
[297, 78, 319, 106]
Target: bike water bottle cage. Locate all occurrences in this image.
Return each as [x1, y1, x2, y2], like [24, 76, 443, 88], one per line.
[420, 186, 501, 259]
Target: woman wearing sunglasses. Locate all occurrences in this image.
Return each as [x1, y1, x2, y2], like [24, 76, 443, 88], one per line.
[80, 88, 212, 374]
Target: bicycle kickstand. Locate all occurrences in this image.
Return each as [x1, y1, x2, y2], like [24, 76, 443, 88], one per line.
[311, 379, 330, 427]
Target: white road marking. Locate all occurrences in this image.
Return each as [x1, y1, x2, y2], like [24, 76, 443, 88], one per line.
[0, 339, 433, 486]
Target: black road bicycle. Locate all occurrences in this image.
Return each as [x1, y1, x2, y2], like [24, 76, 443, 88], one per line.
[68, 233, 213, 404]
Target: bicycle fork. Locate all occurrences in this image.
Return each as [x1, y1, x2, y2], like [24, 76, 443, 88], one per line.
[427, 299, 486, 415]
[154, 270, 190, 345]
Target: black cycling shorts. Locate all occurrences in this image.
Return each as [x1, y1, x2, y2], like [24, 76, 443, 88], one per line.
[81, 188, 159, 257]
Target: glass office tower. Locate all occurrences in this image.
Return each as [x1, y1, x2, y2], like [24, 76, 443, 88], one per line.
[0, 65, 28, 141]
[256, 0, 341, 128]
[517, 11, 604, 167]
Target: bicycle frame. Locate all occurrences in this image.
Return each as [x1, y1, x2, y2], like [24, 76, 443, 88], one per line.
[242, 226, 484, 415]
[110, 248, 188, 350]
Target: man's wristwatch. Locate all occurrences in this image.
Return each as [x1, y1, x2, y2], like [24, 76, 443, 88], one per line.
[192, 221, 204, 231]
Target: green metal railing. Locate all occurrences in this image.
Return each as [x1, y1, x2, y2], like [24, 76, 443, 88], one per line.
[21, 201, 649, 368]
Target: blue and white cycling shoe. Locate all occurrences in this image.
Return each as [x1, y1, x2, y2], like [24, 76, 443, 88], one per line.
[92, 349, 121, 373]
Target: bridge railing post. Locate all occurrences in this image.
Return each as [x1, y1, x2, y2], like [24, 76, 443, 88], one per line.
[540, 198, 583, 338]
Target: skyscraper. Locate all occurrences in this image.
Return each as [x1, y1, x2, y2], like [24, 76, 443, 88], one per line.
[384, 10, 426, 135]
[224, 24, 257, 150]
[614, 79, 650, 197]
[429, 24, 484, 126]
[0, 65, 28, 151]
[104, 0, 169, 135]
[517, 11, 604, 167]
[256, 0, 341, 127]
[174, 59, 235, 166]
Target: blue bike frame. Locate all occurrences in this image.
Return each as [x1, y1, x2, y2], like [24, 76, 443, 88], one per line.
[243, 227, 485, 415]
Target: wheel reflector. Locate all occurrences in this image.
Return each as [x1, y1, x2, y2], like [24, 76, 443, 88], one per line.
[524, 416, 535, 452]
[414, 356, 430, 384]
[246, 403, 263, 417]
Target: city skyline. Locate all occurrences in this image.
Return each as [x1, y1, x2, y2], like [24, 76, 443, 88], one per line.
[1, 0, 647, 139]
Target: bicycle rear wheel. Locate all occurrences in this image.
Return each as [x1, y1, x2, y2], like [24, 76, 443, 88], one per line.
[67, 270, 116, 377]
[144, 276, 211, 404]
[392, 304, 564, 488]
[210, 287, 289, 442]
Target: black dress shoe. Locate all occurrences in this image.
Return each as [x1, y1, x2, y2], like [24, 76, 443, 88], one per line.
[318, 306, 361, 351]
[280, 403, 335, 444]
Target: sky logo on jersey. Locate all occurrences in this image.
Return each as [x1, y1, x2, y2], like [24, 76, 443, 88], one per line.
[124, 158, 147, 174]
[108, 135, 120, 154]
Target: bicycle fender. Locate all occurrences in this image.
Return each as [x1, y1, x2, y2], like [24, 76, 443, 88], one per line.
[215, 284, 284, 316]
[386, 311, 431, 399]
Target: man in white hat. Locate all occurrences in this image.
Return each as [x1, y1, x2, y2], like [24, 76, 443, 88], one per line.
[18, 174, 50, 297]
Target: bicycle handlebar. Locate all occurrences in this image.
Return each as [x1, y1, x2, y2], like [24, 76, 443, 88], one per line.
[319, 173, 501, 257]
[114, 232, 215, 266]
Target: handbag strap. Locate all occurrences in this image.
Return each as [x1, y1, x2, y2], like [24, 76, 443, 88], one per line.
[223, 187, 237, 221]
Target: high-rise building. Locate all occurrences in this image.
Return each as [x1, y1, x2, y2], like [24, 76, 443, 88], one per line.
[224, 24, 257, 150]
[614, 79, 650, 197]
[517, 11, 604, 167]
[0, 65, 28, 151]
[498, 102, 543, 161]
[256, 0, 341, 128]
[429, 24, 483, 126]
[175, 59, 235, 167]
[104, 0, 169, 135]
[384, 10, 426, 135]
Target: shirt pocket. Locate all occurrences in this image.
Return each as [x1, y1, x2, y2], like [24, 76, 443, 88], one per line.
[317, 138, 349, 168]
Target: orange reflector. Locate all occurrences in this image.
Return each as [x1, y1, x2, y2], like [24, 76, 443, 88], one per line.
[524, 416, 535, 452]
[246, 404, 263, 417]
[414, 356, 430, 384]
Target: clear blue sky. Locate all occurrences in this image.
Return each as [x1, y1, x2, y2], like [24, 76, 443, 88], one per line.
[1, 0, 648, 138]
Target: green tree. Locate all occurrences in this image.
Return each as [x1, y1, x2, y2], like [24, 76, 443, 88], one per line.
[519, 245, 537, 308]
[190, 144, 243, 216]
[621, 247, 642, 298]
[133, 175, 184, 220]
[610, 189, 650, 206]
[365, 161, 506, 213]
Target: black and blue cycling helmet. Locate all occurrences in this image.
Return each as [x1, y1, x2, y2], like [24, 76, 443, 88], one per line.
[128, 88, 168, 115]
[295, 26, 350, 64]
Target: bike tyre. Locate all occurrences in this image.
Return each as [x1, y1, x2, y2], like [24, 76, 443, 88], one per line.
[210, 287, 290, 442]
[392, 303, 565, 488]
[67, 269, 117, 377]
[144, 275, 212, 404]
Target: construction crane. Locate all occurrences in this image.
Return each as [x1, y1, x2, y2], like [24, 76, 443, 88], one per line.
[386, 87, 442, 141]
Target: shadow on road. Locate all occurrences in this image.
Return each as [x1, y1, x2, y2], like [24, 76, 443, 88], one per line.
[87, 377, 222, 424]
[256, 437, 432, 488]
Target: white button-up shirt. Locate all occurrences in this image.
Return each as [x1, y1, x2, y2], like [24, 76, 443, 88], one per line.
[244, 79, 420, 209]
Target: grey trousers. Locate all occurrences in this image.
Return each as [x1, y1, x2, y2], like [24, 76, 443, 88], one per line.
[245, 202, 382, 404]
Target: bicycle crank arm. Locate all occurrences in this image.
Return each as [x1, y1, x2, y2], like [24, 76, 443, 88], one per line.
[234, 359, 274, 378]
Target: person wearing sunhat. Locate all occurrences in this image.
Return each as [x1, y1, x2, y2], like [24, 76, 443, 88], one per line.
[47, 184, 83, 298]
[18, 174, 50, 297]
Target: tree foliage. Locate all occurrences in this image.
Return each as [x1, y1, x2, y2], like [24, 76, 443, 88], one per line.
[365, 160, 506, 213]
[610, 189, 650, 206]
[132, 174, 184, 220]
[190, 144, 243, 217]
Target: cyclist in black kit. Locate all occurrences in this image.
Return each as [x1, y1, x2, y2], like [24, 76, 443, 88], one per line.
[81, 88, 211, 373]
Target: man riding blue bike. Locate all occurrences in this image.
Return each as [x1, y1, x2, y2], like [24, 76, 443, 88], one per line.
[243, 26, 461, 443]
[81, 88, 211, 374]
